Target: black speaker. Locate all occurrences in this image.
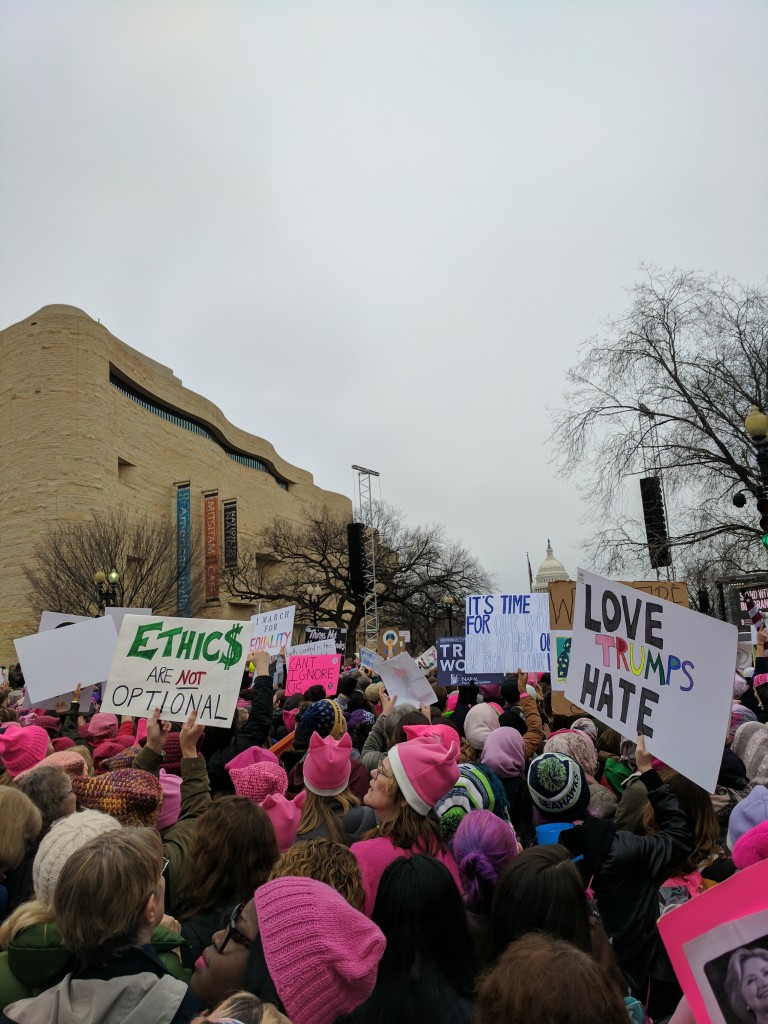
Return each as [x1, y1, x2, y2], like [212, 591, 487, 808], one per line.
[347, 522, 367, 596]
[639, 476, 672, 569]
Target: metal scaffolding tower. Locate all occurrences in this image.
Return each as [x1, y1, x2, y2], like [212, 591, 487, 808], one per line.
[352, 464, 380, 648]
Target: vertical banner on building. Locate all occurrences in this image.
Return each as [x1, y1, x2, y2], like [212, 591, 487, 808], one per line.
[223, 501, 238, 569]
[176, 484, 192, 617]
[204, 493, 220, 602]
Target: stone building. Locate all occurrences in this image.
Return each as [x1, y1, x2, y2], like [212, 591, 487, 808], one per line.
[533, 540, 570, 593]
[0, 304, 351, 664]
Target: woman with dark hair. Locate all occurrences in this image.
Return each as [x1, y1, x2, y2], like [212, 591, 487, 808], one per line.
[343, 854, 476, 1024]
[176, 797, 279, 968]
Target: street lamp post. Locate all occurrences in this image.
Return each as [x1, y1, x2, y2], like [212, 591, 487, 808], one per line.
[744, 406, 768, 549]
[94, 569, 123, 615]
[305, 584, 322, 628]
[442, 594, 455, 635]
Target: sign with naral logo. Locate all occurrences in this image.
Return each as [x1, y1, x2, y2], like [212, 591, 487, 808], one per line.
[204, 494, 219, 602]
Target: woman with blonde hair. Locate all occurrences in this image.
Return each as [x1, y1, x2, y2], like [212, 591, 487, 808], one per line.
[296, 733, 375, 845]
[0, 789, 42, 921]
[268, 838, 365, 911]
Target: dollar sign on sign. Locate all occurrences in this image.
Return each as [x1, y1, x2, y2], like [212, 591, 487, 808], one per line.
[220, 623, 243, 670]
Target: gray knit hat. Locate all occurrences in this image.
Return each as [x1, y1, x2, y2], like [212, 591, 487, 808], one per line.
[33, 809, 122, 906]
[527, 752, 589, 821]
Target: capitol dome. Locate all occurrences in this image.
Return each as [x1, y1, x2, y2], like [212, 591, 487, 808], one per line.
[533, 540, 570, 593]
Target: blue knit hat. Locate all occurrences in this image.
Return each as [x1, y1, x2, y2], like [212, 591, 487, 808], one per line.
[527, 752, 589, 822]
[295, 699, 345, 749]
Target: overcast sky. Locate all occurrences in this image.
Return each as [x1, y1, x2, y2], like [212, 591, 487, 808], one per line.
[2, 1, 766, 592]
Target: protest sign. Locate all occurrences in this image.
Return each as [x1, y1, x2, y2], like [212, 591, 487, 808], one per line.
[376, 653, 436, 707]
[101, 614, 249, 727]
[416, 646, 437, 672]
[548, 578, 690, 631]
[566, 568, 737, 792]
[464, 593, 549, 674]
[288, 638, 336, 657]
[38, 611, 92, 631]
[359, 647, 384, 671]
[249, 606, 295, 657]
[304, 626, 347, 657]
[550, 629, 572, 692]
[16, 616, 119, 704]
[378, 627, 406, 658]
[285, 654, 342, 697]
[658, 859, 768, 1024]
[22, 686, 95, 713]
[436, 637, 504, 687]
[104, 607, 153, 635]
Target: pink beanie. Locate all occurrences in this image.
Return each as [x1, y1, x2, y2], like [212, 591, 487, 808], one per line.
[733, 820, 768, 870]
[283, 708, 300, 732]
[51, 737, 76, 753]
[0, 725, 50, 778]
[225, 745, 279, 774]
[389, 735, 460, 815]
[446, 692, 459, 713]
[463, 704, 501, 752]
[254, 877, 386, 1024]
[88, 713, 119, 740]
[403, 724, 461, 761]
[157, 769, 183, 830]
[32, 715, 61, 735]
[230, 761, 288, 804]
[260, 790, 307, 852]
[16, 749, 88, 782]
[136, 719, 148, 745]
[482, 726, 526, 779]
[304, 732, 352, 796]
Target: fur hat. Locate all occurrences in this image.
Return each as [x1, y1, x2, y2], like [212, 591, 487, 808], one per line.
[260, 790, 307, 852]
[389, 735, 460, 816]
[73, 768, 162, 826]
[527, 752, 589, 822]
[304, 732, 352, 797]
[0, 725, 50, 778]
[33, 810, 122, 906]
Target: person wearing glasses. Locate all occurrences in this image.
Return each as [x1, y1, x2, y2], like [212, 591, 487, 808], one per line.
[0, 827, 202, 1024]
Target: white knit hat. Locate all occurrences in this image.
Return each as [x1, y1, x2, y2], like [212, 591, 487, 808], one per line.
[33, 809, 122, 906]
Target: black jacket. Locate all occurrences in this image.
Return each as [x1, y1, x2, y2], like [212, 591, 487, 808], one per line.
[205, 675, 274, 794]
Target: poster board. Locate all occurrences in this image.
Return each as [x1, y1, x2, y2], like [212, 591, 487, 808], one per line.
[38, 611, 92, 632]
[16, 616, 119, 704]
[359, 647, 384, 671]
[378, 627, 407, 659]
[566, 569, 736, 792]
[104, 607, 153, 634]
[436, 636, 505, 688]
[249, 606, 295, 657]
[288, 638, 336, 658]
[376, 653, 437, 707]
[415, 646, 438, 672]
[101, 614, 249, 727]
[285, 654, 342, 697]
[304, 626, 347, 658]
[464, 593, 549, 674]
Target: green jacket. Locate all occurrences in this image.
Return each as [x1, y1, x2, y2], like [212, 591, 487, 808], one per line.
[0, 922, 190, 1012]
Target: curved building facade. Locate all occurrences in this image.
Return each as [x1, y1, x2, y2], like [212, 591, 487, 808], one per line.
[0, 305, 351, 662]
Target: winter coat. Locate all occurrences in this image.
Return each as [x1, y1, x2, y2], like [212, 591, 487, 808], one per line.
[351, 834, 462, 916]
[0, 922, 190, 1013]
[360, 714, 390, 772]
[205, 675, 274, 794]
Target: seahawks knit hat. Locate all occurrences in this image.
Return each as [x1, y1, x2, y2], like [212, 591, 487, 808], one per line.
[33, 810, 122, 907]
[73, 768, 162, 826]
[527, 752, 589, 822]
[0, 725, 50, 778]
[434, 762, 510, 840]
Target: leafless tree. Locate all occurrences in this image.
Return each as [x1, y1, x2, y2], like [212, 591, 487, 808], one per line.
[221, 503, 494, 654]
[551, 266, 768, 578]
[23, 510, 205, 617]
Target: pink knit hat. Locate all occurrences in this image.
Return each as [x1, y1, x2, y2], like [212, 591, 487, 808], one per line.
[304, 732, 352, 797]
[389, 734, 460, 815]
[733, 820, 768, 870]
[260, 790, 307, 852]
[446, 692, 459, 713]
[229, 761, 288, 804]
[0, 725, 51, 778]
[225, 745, 279, 774]
[51, 737, 76, 753]
[15, 749, 87, 782]
[32, 715, 61, 736]
[403, 724, 461, 761]
[157, 769, 183, 830]
[87, 713, 119, 740]
[135, 719, 148, 745]
[254, 877, 386, 1024]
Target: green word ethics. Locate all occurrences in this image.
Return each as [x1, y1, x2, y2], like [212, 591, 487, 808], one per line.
[127, 622, 243, 670]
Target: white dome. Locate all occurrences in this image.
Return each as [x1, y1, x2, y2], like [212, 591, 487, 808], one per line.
[533, 540, 570, 593]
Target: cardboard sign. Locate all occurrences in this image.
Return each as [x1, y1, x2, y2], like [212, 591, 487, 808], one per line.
[16, 616, 119, 703]
[659, 859, 768, 1024]
[359, 647, 384, 671]
[378, 627, 406, 658]
[304, 626, 347, 657]
[249, 606, 295, 657]
[436, 636, 504, 688]
[566, 569, 737, 792]
[288, 638, 336, 657]
[416, 646, 438, 672]
[101, 615, 250, 727]
[285, 654, 342, 697]
[549, 578, 690, 631]
[376, 653, 437, 708]
[38, 611, 92, 632]
[104, 607, 153, 635]
[464, 593, 549, 674]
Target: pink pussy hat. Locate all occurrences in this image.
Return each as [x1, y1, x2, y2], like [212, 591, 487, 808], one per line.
[225, 744, 279, 774]
[389, 734, 460, 816]
[15, 749, 88, 782]
[157, 769, 183, 830]
[230, 761, 288, 804]
[304, 732, 352, 797]
[87, 713, 119, 740]
[403, 724, 461, 761]
[733, 820, 768, 870]
[260, 789, 307, 852]
[0, 725, 50, 778]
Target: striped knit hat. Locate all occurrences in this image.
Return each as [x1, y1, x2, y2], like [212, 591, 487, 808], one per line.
[434, 762, 510, 840]
[527, 752, 589, 822]
[295, 700, 346, 749]
[73, 768, 162, 826]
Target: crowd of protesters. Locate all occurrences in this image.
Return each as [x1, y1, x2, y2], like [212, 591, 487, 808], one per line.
[1, 632, 768, 1024]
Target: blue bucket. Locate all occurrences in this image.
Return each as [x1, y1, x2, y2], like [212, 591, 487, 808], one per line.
[535, 821, 575, 845]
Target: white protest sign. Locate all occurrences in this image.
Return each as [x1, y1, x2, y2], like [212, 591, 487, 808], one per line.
[22, 687, 95, 713]
[464, 593, 549, 674]
[416, 646, 438, 671]
[359, 647, 384, 670]
[567, 568, 737, 793]
[16, 616, 119, 704]
[287, 638, 336, 658]
[38, 611, 92, 632]
[101, 614, 250, 727]
[249, 606, 295, 658]
[375, 653, 437, 707]
[104, 607, 153, 634]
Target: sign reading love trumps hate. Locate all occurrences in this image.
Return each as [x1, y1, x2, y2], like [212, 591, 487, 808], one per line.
[566, 569, 737, 793]
[101, 615, 249, 727]
[464, 593, 549, 674]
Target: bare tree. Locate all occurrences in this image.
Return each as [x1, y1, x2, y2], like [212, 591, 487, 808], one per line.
[551, 266, 768, 577]
[23, 510, 205, 617]
[221, 503, 494, 654]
